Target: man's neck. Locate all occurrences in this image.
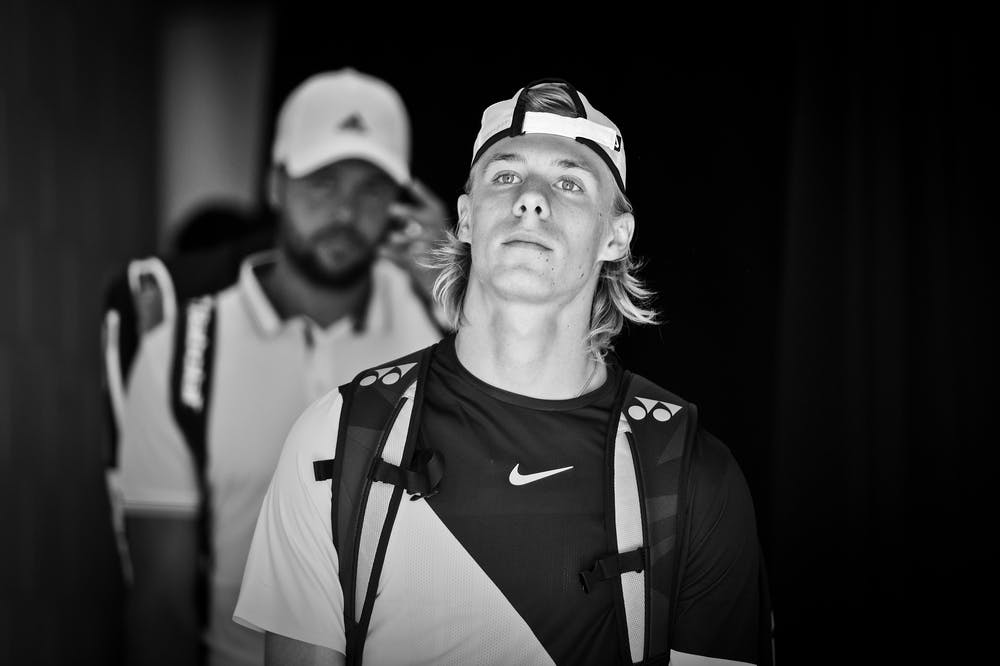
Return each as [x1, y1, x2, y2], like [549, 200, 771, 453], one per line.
[260, 249, 372, 329]
[455, 289, 604, 400]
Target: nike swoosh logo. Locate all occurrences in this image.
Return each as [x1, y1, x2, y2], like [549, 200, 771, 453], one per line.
[508, 463, 574, 486]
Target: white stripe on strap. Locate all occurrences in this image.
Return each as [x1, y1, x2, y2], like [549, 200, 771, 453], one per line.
[614, 414, 645, 663]
[355, 382, 417, 619]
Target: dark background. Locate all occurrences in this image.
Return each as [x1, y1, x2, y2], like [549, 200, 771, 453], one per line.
[2, 1, 996, 664]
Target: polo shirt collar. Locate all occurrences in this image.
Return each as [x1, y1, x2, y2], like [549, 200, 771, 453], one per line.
[240, 252, 284, 336]
[239, 251, 386, 338]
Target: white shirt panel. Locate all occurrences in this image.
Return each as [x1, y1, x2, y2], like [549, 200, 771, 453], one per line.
[669, 650, 755, 666]
[233, 390, 346, 651]
[234, 391, 556, 666]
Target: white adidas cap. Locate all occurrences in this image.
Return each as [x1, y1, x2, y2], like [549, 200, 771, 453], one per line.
[471, 79, 627, 192]
[272, 68, 410, 183]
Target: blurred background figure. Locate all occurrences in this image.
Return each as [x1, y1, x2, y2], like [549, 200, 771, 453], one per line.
[115, 68, 446, 666]
[100, 199, 273, 586]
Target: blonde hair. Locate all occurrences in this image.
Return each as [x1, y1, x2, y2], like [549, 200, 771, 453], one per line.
[428, 83, 659, 361]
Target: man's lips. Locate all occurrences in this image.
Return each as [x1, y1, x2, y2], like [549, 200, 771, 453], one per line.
[502, 237, 552, 251]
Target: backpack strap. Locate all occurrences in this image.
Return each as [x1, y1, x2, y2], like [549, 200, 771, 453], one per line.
[312, 345, 436, 665]
[582, 370, 697, 664]
[168, 295, 218, 643]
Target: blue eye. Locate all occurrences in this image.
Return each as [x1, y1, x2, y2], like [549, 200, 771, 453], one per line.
[557, 178, 583, 192]
[492, 172, 520, 185]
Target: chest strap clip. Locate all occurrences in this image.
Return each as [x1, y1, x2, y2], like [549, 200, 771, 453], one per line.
[371, 449, 445, 501]
[579, 546, 648, 593]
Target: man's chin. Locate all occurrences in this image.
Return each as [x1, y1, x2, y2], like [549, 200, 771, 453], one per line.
[288, 251, 376, 288]
[488, 277, 559, 304]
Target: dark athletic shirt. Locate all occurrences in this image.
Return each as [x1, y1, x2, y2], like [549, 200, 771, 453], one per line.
[417, 335, 762, 664]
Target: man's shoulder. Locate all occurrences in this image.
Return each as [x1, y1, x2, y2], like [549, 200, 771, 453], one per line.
[615, 368, 697, 429]
[169, 276, 244, 345]
[161, 244, 252, 300]
[679, 427, 758, 538]
[338, 343, 436, 392]
[615, 370, 740, 488]
[690, 428, 741, 483]
[283, 389, 346, 461]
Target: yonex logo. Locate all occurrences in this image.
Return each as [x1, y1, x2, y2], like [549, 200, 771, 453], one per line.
[338, 113, 366, 132]
[614, 134, 622, 151]
[627, 397, 682, 422]
[358, 362, 417, 387]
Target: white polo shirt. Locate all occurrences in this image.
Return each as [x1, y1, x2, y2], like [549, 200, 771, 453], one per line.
[118, 253, 442, 666]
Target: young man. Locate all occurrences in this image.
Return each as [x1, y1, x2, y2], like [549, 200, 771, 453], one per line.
[234, 80, 767, 665]
[117, 69, 446, 666]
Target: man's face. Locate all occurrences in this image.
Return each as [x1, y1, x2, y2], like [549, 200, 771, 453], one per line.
[275, 159, 400, 286]
[457, 134, 632, 307]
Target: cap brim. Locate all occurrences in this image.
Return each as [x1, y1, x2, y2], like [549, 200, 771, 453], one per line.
[283, 136, 409, 184]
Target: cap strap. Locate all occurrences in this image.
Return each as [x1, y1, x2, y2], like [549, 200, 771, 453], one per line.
[521, 112, 620, 152]
[519, 78, 587, 116]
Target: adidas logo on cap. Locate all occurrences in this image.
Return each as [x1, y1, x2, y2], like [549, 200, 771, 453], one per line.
[338, 113, 366, 132]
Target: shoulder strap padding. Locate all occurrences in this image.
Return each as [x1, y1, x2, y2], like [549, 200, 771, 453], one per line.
[328, 345, 434, 662]
[620, 372, 698, 661]
[330, 347, 429, 542]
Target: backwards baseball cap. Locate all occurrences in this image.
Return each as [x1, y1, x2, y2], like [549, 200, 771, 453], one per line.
[272, 68, 410, 184]
[471, 79, 627, 192]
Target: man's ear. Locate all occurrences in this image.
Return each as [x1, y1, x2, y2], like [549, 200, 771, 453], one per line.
[266, 166, 283, 209]
[456, 194, 472, 243]
[599, 212, 635, 262]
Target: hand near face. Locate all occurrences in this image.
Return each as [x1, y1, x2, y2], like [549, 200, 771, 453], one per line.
[381, 178, 450, 296]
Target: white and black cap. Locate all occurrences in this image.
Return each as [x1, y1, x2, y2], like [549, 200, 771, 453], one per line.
[471, 79, 626, 193]
[273, 68, 410, 184]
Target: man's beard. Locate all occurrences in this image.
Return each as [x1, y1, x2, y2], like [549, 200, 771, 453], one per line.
[280, 222, 379, 289]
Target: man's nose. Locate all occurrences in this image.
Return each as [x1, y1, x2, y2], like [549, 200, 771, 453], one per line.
[512, 183, 550, 221]
[330, 197, 356, 224]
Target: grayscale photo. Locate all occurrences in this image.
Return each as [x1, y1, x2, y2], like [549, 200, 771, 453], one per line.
[2, 2, 995, 665]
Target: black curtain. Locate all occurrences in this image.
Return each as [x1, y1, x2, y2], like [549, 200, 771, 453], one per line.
[772, 6, 996, 663]
[1, 2, 158, 664]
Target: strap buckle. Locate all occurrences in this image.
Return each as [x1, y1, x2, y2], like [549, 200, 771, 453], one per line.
[579, 547, 648, 594]
[371, 449, 445, 501]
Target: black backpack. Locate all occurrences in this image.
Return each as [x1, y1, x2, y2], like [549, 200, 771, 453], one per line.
[313, 345, 775, 665]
